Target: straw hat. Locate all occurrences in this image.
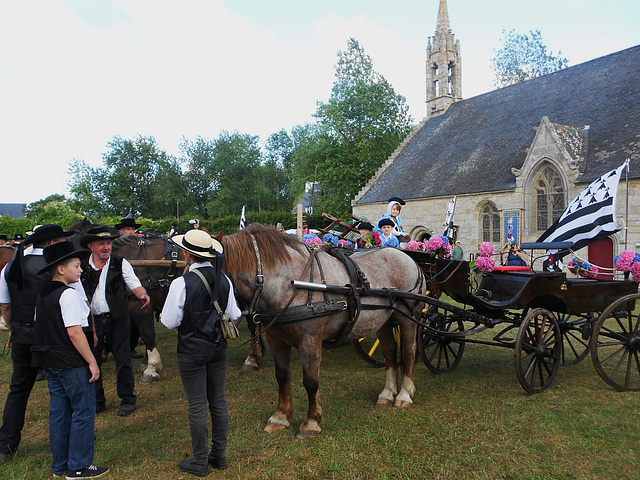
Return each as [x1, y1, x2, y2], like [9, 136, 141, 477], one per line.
[172, 229, 223, 259]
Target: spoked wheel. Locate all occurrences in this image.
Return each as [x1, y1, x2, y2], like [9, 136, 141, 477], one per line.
[590, 293, 640, 391]
[351, 334, 387, 368]
[514, 308, 562, 394]
[418, 306, 465, 374]
[556, 312, 593, 366]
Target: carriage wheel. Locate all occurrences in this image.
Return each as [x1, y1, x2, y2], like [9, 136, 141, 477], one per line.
[590, 293, 640, 391]
[556, 312, 593, 366]
[514, 308, 561, 394]
[351, 335, 387, 368]
[418, 306, 465, 374]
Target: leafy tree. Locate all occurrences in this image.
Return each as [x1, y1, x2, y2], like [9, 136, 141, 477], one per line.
[25, 195, 84, 227]
[491, 29, 569, 88]
[181, 136, 216, 216]
[311, 38, 413, 216]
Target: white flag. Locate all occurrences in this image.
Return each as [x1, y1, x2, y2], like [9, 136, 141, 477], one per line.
[537, 160, 629, 251]
[239, 206, 246, 230]
[443, 196, 456, 237]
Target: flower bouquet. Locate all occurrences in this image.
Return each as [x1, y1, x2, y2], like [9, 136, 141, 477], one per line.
[405, 240, 425, 251]
[361, 231, 381, 248]
[567, 257, 598, 278]
[471, 242, 495, 273]
[424, 235, 451, 258]
[614, 250, 640, 282]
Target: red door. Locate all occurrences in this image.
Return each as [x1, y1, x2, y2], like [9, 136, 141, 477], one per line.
[588, 237, 614, 280]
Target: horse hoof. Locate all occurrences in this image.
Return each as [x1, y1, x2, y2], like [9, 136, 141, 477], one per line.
[264, 421, 289, 434]
[393, 399, 413, 408]
[296, 419, 321, 439]
[136, 364, 147, 374]
[295, 428, 320, 439]
[139, 374, 158, 384]
[376, 397, 394, 407]
[241, 363, 259, 372]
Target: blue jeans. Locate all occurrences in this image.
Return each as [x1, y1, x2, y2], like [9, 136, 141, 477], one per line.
[178, 348, 229, 465]
[46, 366, 96, 475]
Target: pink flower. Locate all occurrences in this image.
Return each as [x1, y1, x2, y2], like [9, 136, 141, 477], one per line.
[426, 236, 443, 253]
[405, 241, 421, 251]
[477, 242, 494, 257]
[475, 255, 495, 273]
[631, 262, 640, 283]
[581, 266, 598, 278]
[616, 250, 636, 272]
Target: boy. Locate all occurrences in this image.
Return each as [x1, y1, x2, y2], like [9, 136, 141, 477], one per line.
[32, 241, 109, 479]
[378, 218, 399, 247]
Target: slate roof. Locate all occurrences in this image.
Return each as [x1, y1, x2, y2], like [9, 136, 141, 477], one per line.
[0, 204, 26, 218]
[356, 45, 640, 205]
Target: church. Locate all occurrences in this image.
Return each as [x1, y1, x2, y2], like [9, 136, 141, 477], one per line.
[352, 0, 640, 275]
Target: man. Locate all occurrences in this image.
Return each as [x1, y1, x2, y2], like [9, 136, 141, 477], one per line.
[115, 217, 141, 236]
[161, 229, 241, 476]
[451, 241, 464, 261]
[0, 224, 76, 464]
[186, 219, 199, 231]
[79, 225, 150, 417]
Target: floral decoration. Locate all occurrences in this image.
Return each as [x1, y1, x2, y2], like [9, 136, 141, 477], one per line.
[405, 240, 425, 251]
[361, 232, 381, 248]
[473, 242, 495, 273]
[614, 250, 640, 282]
[567, 257, 598, 278]
[301, 232, 352, 248]
[302, 233, 322, 245]
[424, 235, 451, 257]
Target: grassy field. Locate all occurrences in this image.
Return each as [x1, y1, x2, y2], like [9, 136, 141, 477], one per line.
[1, 315, 639, 480]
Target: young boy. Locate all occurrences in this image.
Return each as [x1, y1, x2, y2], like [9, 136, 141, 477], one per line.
[378, 218, 399, 247]
[32, 241, 109, 479]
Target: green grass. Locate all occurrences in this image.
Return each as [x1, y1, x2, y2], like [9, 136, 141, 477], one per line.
[1, 317, 640, 480]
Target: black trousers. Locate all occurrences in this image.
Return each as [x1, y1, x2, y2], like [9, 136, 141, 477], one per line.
[0, 342, 39, 455]
[93, 313, 136, 407]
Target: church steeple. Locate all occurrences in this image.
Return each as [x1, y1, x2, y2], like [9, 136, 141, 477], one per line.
[426, 0, 462, 117]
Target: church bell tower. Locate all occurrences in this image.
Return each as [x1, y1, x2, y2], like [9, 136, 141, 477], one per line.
[426, 0, 462, 117]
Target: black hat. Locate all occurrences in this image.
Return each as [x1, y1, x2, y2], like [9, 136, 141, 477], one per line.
[37, 241, 90, 275]
[0, 234, 7, 241]
[115, 217, 141, 230]
[357, 221, 374, 231]
[388, 197, 406, 206]
[24, 224, 75, 247]
[378, 218, 395, 228]
[79, 225, 120, 248]
[13, 234, 24, 242]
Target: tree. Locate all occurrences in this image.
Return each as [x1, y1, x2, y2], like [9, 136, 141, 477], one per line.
[491, 29, 569, 88]
[311, 38, 413, 215]
[25, 195, 84, 227]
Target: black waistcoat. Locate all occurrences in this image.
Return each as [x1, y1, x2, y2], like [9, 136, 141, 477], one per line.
[32, 281, 92, 370]
[5, 255, 50, 345]
[80, 255, 130, 319]
[177, 266, 230, 362]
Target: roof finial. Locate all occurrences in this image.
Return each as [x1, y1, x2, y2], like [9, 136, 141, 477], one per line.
[436, 0, 451, 33]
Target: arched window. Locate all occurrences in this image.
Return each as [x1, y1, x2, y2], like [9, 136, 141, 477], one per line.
[534, 165, 565, 231]
[481, 203, 501, 243]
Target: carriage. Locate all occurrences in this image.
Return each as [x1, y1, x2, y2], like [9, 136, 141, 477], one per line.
[358, 242, 640, 394]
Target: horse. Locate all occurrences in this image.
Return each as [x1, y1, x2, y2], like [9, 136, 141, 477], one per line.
[221, 223, 426, 439]
[68, 218, 187, 383]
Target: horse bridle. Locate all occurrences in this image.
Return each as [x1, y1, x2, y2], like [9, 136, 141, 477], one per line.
[246, 232, 265, 317]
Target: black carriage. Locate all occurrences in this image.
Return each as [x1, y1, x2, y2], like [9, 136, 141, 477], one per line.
[402, 242, 639, 394]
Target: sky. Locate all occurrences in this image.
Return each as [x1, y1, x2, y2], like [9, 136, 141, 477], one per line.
[0, 0, 638, 205]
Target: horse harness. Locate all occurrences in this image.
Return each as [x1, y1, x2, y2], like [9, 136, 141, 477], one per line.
[245, 234, 423, 348]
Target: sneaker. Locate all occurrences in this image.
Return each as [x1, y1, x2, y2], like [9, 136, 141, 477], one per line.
[65, 464, 109, 479]
[208, 456, 227, 470]
[178, 459, 209, 477]
[117, 403, 136, 417]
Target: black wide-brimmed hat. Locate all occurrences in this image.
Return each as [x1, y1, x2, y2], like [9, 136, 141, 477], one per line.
[115, 218, 141, 230]
[357, 221, 374, 231]
[24, 224, 75, 246]
[388, 197, 406, 206]
[172, 230, 223, 259]
[37, 241, 90, 275]
[79, 225, 121, 248]
[378, 218, 395, 228]
[0, 234, 7, 241]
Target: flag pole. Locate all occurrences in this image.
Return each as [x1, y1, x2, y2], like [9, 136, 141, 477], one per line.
[625, 159, 630, 250]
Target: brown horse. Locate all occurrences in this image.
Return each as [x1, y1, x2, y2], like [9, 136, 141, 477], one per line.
[221, 224, 426, 438]
[68, 218, 187, 383]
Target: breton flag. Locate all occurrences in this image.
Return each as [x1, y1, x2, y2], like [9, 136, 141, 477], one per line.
[536, 160, 629, 251]
[239, 205, 246, 230]
[443, 196, 456, 237]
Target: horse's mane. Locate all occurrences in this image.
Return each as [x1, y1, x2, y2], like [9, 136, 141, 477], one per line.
[222, 224, 306, 276]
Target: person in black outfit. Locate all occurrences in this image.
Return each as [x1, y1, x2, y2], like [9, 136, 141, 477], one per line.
[0, 224, 76, 464]
[79, 226, 150, 417]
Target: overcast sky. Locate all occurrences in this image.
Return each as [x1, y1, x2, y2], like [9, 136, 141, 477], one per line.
[0, 0, 638, 205]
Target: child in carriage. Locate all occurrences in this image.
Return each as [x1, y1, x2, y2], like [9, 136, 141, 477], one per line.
[378, 218, 400, 247]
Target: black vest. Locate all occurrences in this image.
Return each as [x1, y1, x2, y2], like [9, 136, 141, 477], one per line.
[177, 266, 230, 362]
[32, 281, 92, 370]
[5, 255, 50, 345]
[80, 255, 130, 319]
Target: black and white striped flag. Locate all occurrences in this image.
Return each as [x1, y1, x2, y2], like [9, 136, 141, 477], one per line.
[239, 205, 246, 230]
[536, 160, 629, 251]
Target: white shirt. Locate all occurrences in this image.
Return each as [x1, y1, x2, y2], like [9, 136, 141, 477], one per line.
[161, 262, 241, 330]
[0, 247, 87, 304]
[60, 287, 91, 328]
[88, 255, 142, 315]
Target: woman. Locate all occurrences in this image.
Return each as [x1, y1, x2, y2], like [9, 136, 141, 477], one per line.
[505, 243, 527, 266]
